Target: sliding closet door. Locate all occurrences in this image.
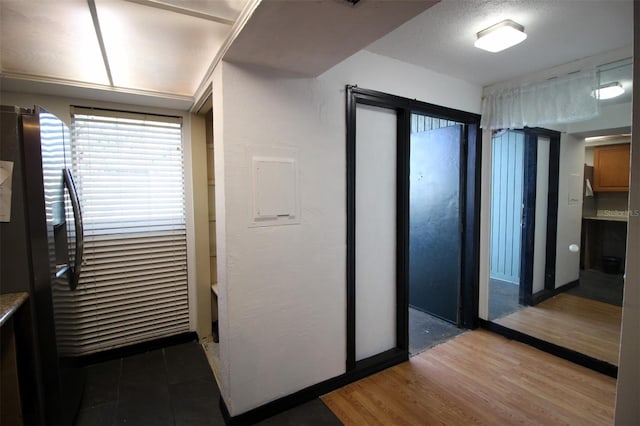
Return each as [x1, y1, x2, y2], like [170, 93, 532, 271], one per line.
[346, 86, 481, 371]
[355, 104, 397, 361]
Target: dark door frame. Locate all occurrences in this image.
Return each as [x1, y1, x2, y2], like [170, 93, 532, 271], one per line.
[518, 127, 561, 306]
[345, 86, 482, 372]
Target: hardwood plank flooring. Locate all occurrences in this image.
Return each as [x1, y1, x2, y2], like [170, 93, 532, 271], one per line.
[495, 293, 622, 365]
[322, 329, 616, 426]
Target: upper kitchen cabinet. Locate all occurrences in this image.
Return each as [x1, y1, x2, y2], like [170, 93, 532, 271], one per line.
[593, 143, 631, 192]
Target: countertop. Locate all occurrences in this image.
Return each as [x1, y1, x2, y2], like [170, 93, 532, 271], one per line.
[0, 292, 28, 327]
[583, 215, 628, 223]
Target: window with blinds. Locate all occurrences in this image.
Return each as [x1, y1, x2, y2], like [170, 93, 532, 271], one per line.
[51, 107, 189, 356]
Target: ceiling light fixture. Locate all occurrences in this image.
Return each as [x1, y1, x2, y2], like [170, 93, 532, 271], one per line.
[584, 134, 631, 143]
[591, 82, 625, 100]
[474, 19, 527, 53]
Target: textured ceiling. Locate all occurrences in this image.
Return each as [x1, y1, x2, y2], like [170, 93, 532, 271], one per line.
[224, 0, 438, 77]
[366, 0, 633, 87]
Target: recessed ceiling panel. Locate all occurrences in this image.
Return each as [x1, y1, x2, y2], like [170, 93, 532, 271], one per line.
[96, 0, 230, 95]
[0, 0, 109, 85]
[157, 0, 248, 21]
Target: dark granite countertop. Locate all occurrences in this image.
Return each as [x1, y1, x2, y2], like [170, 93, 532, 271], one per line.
[583, 215, 628, 223]
[0, 292, 28, 327]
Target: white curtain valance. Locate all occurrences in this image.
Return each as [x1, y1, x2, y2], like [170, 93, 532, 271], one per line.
[481, 69, 600, 130]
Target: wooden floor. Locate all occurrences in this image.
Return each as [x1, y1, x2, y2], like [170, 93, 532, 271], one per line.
[495, 293, 622, 365]
[322, 329, 616, 426]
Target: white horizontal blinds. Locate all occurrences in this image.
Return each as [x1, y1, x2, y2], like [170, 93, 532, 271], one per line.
[52, 107, 188, 356]
[71, 109, 184, 234]
[52, 232, 188, 354]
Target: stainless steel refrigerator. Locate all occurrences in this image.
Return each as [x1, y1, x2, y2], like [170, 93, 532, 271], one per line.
[0, 105, 85, 425]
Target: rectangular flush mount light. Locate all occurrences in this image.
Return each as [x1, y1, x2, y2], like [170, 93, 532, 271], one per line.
[591, 82, 625, 100]
[474, 19, 527, 53]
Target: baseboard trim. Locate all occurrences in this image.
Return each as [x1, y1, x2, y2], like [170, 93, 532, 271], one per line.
[60, 331, 199, 367]
[220, 348, 407, 425]
[479, 319, 617, 378]
[532, 279, 579, 305]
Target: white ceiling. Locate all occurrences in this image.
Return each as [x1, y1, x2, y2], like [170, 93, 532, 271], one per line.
[224, 0, 438, 76]
[0, 0, 634, 110]
[221, 0, 633, 106]
[366, 0, 633, 87]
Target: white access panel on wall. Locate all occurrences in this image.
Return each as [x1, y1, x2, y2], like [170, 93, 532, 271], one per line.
[249, 147, 300, 227]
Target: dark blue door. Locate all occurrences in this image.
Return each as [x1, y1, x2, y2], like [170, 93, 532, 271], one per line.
[409, 124, 462, 324]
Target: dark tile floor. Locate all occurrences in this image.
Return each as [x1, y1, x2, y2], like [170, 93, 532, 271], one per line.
[488, 278, 522, 320]
[254, 399, 343, 426]
[74, 341, 342, 426]
[568, 269, 624, 306]
[408, 307, 464, 355]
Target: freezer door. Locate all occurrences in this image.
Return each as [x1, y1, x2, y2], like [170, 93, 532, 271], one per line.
[39, 109, 83, 290]
[34, 108, 86, 424]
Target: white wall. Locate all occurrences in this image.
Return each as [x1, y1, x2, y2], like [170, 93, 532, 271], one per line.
[212, 50, 481, 415]
[615, 123, 639, 423]
[566, 102, 632, 136]
[555, 133, 584, 287]
[614, 4, 640, 422]
[213, 63, 347, 415]
[584, 146, 594, 166]
[615, 139, 640, 424]
[478, 130, 493, 319]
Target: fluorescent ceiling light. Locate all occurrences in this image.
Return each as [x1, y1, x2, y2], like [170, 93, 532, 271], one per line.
[591, 82, 625, 100]
[474, 20, 527, 53]
[584, 134, 631, 143]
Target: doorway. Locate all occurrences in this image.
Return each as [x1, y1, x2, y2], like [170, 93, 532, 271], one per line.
[345, 86, 482, 370]
[409, 121, 462, 323]
[488, 128, 561, 321]
[489, 129, 525, 319]
[578, 140, 628, 308]
[408, 115, 466, 354]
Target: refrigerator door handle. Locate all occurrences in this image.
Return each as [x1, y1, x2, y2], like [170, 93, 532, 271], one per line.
[63, 168, 84, 290]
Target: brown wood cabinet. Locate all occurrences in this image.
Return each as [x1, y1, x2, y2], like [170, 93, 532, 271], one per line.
[593, 143, 631, 192]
